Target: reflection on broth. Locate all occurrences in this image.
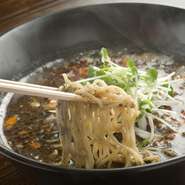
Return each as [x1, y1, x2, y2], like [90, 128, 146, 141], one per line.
[3, 49, 185, 168]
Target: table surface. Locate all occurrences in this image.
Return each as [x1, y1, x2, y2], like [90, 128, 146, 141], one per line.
[0, 0, 70, 33]
[0, 155, 35, 185]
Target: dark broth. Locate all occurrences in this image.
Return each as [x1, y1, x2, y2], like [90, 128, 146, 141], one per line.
[3, 50, 185, 166]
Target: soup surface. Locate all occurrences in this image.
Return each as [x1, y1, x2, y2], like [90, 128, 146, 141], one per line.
[3, 50, 185, 167]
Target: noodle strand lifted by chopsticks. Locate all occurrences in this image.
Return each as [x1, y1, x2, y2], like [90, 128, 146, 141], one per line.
[57, 76, 144, 168]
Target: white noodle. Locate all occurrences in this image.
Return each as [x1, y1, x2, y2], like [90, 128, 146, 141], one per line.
[57, 78, 144, 168]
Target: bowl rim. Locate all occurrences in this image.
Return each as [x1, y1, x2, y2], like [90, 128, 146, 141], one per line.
[0, 141, 185, 173]
[1, 1, 185, 173]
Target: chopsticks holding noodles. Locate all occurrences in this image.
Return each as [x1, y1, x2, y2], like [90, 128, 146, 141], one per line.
[0, 79, 82, 101]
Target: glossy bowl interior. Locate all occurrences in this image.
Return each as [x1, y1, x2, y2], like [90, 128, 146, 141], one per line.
[1, 2, 185, 185]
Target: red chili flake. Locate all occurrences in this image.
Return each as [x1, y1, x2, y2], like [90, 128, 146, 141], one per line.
[181, 110, 185, 116]
[165, 133, 176, 140]
[30, 141, 41, 149]
[79, 67, 88, 77]
[5, 115, 17, 129]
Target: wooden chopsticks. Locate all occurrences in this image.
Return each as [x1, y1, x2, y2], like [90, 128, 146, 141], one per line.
[0, 79, 82, 101]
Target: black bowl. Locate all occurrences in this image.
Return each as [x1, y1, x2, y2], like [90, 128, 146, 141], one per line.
[1, 1, 185, 185]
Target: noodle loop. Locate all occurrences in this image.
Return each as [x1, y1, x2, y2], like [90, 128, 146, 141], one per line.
[57, 78, 144, 168]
